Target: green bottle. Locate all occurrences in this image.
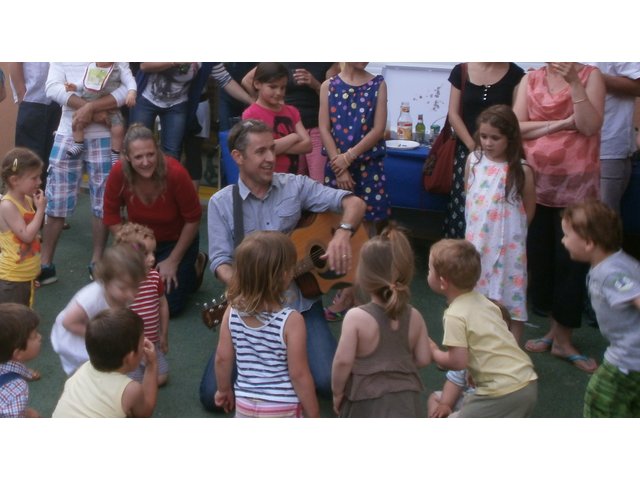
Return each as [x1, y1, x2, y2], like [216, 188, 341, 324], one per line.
[415, 114, 426, 144]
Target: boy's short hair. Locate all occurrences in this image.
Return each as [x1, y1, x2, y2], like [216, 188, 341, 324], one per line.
[563, 199, 623, 252]
[85, 308, 143, 372]
[429, 239, 481, 290]
[0, 303, 40, 363]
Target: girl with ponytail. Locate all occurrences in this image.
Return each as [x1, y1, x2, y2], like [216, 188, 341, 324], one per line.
[331, 224, 431, 417]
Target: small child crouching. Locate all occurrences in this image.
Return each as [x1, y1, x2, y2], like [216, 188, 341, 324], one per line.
[0, 303, 42, 417]
[428, 239, 538, 417]
[561, 199, 640, 417]
[52, 308, 158, 418]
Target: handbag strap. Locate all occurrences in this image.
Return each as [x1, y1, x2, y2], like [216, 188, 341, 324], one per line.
[232, 184, 244, 248]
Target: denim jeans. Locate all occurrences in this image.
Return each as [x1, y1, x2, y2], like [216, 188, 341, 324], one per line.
[155, 233, 199, 317]
[199, 300, 337, 412]
[15, 101, 61, 188]
[131, 95, 188, 158]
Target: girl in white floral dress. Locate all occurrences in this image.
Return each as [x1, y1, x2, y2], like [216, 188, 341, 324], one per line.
[464, 105, 536, 343]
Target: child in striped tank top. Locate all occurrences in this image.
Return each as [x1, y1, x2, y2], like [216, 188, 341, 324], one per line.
[114, 223, 169, 386]
[214, 231, 319, 418]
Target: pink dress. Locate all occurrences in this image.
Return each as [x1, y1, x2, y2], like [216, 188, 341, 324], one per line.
[523, 65, 600, 207]
[465, 153, 528, 322]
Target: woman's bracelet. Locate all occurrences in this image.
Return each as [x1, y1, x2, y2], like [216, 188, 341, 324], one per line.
[346, 148, 356, 162]
[546, 122, 550, 136]
[572, 97, 587, 104]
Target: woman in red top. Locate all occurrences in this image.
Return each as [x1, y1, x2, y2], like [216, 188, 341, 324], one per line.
[103, 123, 206, 316]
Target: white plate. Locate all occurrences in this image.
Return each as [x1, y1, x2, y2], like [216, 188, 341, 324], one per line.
[386, 139, 420, 150]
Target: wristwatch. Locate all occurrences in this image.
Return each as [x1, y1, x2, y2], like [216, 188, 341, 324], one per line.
[338, 223, 356, 235]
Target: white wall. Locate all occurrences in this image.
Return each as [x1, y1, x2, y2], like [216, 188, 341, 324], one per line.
[367, 62, 543, 129]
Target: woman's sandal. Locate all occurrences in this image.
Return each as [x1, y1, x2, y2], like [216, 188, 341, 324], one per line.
[524, 337, 553, 353]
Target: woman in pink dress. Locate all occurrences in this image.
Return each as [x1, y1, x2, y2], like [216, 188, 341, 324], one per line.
[513, 62, 605, 373]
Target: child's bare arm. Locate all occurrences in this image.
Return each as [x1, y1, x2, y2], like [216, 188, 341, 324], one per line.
[0, 194, 46, 243]
[331, 311, 360, 415]
[122, 338, 158, 417]
[274, 132, 302, 155]
[214, 309, 235, 413]
[522, 163, 537, 224]
[633, 296, 640, 310]
[61, 302, 90, 337]
[430, 340, 469, 371]
[409, 308, 431, 368]
[159, 295, 169, 353]
[285, 311, 319, 418]
[283, 121, 312, 155]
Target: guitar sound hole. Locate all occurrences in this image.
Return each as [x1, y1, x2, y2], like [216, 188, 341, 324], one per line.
[310, 245, 326, 269]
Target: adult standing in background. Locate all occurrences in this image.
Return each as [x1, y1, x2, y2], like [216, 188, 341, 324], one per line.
[588, 63, 640, 213]
[443, 62, 524, 239]
[514, 62, 605, 373]
[242, 62, 340, 182]
[39, 62, 130, 285]
[8, 63, 62, 188]
[131, 62, 201, 159]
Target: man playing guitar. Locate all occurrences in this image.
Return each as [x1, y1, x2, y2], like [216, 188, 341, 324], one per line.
[199, 119, 366, 412]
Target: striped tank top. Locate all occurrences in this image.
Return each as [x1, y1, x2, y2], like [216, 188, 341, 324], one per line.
[230, 306, 298, 404]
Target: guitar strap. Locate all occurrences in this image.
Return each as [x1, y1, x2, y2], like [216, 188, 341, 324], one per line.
[232, 184, 244, 248]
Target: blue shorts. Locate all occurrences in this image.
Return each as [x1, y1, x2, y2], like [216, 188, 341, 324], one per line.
[45, 134, 112, 218]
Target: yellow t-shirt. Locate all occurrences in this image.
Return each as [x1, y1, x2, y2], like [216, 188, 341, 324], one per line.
[52, 361, 133, 418]
[442, 291, 537, 397]
[0, 194, 41, 282]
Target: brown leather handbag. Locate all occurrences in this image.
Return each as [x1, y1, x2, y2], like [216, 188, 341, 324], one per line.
[422, 63, 467, 195]
[422, 116, 457, 194]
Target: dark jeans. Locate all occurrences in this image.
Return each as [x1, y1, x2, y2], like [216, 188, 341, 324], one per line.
[15, 101, 61, 188]
[155, 233, 199, 317]
[527, 204, 589, 328]
[131, 95, 188, 159]
[199, 300, 337, 412]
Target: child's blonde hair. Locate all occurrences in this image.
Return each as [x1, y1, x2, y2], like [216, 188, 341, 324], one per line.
[113, 222, 155, 249]
[93, 243, 147, 287]
[226, 231, 296, 315]
[356, 223, 414, 320]
[1, 147, 43, 193]
[429, 239, 481, 290]
[562, 199, 623, 253]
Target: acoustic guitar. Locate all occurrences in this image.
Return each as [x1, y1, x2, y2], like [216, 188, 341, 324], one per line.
[202, 212, 368, 329]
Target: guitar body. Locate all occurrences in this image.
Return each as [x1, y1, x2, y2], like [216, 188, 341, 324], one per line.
[290, 212, 367, 298]
[202, 212, 367, 329]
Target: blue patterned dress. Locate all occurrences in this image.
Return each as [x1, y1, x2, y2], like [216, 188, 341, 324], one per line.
[323, 74, 391, 222]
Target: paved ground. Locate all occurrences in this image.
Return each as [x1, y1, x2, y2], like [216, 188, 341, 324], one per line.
[27, 191, 609, 418]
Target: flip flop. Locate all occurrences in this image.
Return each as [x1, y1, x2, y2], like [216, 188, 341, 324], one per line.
[555, 353, 598, 374]
[524, 337, 553, 353]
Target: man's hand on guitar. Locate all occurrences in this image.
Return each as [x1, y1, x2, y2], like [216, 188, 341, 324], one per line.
[323, 228, 353, 275]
